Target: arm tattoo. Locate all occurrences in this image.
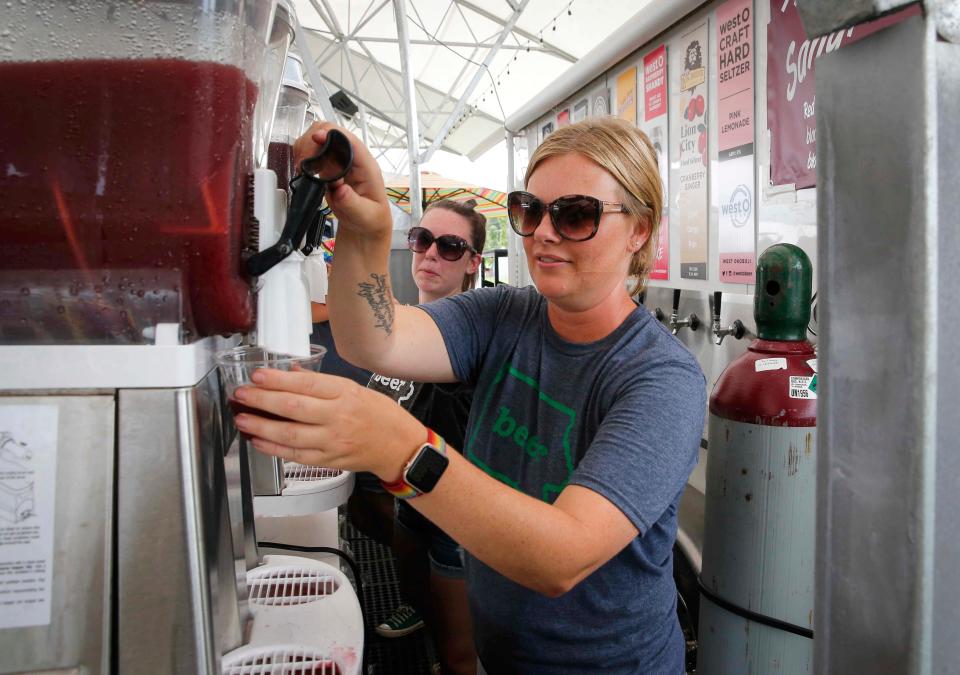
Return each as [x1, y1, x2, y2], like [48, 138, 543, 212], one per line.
[356, 273, 395, 335]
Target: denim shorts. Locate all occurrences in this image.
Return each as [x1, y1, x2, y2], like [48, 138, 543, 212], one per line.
[395, 499, 465, 579]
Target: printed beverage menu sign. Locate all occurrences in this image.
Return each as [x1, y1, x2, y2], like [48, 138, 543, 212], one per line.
[716, 0, 756, 284]
[671, 22, 709, 280]
[642, 44, 670, 281]
[616, 66, 638, 124]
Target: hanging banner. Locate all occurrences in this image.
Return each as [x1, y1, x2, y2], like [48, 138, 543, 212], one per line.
[717, 0, 756, 284]
[671, 21, 709, 280]
[616, 66, 638, 124]
[642, 44, 669, 281]
[767, 0, 921, 188]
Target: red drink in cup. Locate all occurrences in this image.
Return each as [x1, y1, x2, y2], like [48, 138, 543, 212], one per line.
[216, 345, 326, 438]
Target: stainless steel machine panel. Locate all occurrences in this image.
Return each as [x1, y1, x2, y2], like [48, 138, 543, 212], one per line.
[0, 393, 114, 674]
[118, 369, 247, 674]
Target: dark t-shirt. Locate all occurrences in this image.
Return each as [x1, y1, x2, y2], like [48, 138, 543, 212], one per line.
[421, 285, 706, 674]
[366, 373, 473, 538]
[310, 321, 372, 385]
[366, 373, 472, 451]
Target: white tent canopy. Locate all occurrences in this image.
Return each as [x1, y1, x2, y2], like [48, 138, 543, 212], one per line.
[291, 0, 654, 174]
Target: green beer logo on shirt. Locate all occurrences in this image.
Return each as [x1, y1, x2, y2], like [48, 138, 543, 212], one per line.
[466, 363, 576, 502]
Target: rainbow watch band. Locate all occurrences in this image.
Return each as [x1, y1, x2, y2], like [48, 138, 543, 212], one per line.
[381, 428, 446, 500]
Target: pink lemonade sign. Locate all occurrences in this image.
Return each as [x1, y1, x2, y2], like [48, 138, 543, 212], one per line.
[717, 0, 754, 157]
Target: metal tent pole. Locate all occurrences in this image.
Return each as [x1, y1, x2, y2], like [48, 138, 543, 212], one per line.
[392, 0, 422, 224]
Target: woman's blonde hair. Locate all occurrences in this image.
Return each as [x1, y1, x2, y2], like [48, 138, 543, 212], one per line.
[524, 117, 662, 296]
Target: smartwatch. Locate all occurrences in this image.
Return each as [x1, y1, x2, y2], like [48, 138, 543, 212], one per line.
[381, 428, 449, 499]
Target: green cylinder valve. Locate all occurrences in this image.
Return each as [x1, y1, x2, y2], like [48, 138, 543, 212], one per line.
[754, 243, 813, 341]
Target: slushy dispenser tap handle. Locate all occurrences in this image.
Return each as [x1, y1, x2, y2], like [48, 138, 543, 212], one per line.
[301, 205, 331, 256]
[246, 175, 324, 276]
[246, 130, 353, 277]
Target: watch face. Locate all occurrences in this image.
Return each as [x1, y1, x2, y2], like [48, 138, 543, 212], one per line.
[405, 444, 449, 493]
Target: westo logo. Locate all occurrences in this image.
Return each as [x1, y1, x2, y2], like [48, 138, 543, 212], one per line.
[721, 184, 752, 227]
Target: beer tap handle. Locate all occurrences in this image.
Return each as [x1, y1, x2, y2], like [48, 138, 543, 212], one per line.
[670, 289, 700, 335]
[670, 289, 682, 334]
[712, 291, 746, 344]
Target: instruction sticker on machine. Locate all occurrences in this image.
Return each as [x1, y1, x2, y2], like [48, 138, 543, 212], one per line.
[789, 375, 817, 399]
[0, 405, 59, 629]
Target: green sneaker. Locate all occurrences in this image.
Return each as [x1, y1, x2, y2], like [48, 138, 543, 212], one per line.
[375, 603, 424, 638]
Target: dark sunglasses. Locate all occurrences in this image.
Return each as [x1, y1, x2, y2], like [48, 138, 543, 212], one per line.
[507, 191, 631, 242]
[407, 226, 478, 261]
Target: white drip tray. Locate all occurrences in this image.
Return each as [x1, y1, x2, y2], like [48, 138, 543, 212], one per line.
[248, 564, 340, 607]
[254, 465, 354, 517]
[222, 645, 342, 674]
[229, 555, 364, 675]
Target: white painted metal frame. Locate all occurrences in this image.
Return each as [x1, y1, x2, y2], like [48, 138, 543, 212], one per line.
[295, 0, 574, 177]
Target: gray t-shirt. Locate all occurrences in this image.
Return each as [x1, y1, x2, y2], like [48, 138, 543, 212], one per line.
[421, 285, 705, 674]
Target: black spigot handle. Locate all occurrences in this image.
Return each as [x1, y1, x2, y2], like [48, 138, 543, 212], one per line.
[732, 319, 746, 340]
[301, 205, 331, 256]
[245, 129, 353, 277]
[713, 291, 722, 322]
[672, 288, 682, 313]
[246, 175, 326, 277]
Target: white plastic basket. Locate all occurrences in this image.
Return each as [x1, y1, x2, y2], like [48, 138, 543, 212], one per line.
[221, 645, 340, 674]
[247, 565, 339, 607]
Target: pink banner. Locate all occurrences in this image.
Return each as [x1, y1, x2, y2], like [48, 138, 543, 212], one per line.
[650, 215, 669, 280]
[717, 0, 755, 284]
[643, 44, 669, 281]
[643, 45, 667, 122]
[767, 0, 920, 188]
[717, 0, 754, 159]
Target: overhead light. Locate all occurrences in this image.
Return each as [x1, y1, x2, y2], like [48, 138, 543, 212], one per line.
[329, 89, 359, 117]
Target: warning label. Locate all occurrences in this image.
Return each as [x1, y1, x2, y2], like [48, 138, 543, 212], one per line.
[789, 375, 817, 399]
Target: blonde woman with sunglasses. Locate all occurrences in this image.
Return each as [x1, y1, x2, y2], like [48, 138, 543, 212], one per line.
[235, 118, 706, 674]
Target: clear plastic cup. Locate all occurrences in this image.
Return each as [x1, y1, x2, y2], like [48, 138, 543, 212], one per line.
[216, 345, 326, 428]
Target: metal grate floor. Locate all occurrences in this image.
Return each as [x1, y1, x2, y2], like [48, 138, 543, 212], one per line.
[342, 517, 437, 675]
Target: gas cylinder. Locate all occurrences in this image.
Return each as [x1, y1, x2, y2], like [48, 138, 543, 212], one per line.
[697, 244, 817, 674]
